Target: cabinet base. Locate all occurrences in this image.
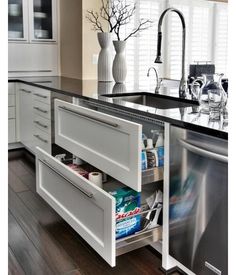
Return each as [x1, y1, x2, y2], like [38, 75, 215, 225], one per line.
[159, 266, 187, 275]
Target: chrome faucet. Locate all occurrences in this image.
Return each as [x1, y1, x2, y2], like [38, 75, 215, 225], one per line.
[155, 8, 188, 98]
[147, 67, 162, 93]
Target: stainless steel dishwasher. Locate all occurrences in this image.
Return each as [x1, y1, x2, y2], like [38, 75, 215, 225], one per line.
[169, 126, 228, 275]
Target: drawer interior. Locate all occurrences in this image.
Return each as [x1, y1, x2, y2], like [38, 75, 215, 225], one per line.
[53, 149, 163, 245]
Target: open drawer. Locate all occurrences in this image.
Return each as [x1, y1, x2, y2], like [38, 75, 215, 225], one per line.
[54, 99, 142, 192]
[36, 147, 162, 267]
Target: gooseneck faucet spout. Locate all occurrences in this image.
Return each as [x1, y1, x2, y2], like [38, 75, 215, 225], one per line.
[155, 8, 188, 98]
[147, 67, 161, 93]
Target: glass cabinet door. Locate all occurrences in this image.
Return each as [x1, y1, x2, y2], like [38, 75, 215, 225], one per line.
[30, 0, 57, 41]
[8, 0, 28, 41]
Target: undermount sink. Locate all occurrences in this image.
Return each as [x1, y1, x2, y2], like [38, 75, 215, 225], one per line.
[102, 92, 199, 109]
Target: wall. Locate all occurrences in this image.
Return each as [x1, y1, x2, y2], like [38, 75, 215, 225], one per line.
[82, 0, 102, 80]
[60, 0, 105, 80]
[60, 0, 83, 79]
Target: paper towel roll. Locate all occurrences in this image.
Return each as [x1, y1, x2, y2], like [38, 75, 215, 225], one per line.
[88, 172, 103, 188]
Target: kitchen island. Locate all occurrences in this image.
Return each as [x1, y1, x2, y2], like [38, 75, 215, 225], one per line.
[8, 76, 228, 275]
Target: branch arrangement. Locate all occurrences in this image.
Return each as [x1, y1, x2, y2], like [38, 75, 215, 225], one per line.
[86, 0, 152, 41]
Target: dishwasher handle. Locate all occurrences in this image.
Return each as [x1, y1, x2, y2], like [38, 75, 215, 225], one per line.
[178, 138, 228, 163]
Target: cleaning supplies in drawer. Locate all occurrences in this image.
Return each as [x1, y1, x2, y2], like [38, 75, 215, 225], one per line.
[155, 133, 164, 167]
[67, 164, 89, 179]
[109, 187, 141, 239]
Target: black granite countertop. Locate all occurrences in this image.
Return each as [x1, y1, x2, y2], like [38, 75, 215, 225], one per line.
[9, 76, 228, 139]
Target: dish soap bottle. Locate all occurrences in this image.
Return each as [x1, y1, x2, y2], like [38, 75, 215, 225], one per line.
[155, 133, 164, 167]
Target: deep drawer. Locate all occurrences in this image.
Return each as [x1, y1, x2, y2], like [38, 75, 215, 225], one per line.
[36, 147, 162, 267]
[54, 99, 142, 192]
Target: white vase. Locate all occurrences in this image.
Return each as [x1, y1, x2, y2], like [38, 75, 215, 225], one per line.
[112, 41, 127, 83]
[97, 32, 113, 82]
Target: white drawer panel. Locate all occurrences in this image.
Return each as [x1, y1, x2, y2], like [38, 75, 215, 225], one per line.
[8, 107, 16, 119]
[32, 87, 51, 105]
[8, 94, 16, 106]
[55, 99, 142, 192]
[8, 119, 16, 143]
[33, 127, 51, 154]
[33, 100, 51, 120]
[8, 83, 15, 94]
[36, 147, 116, 266]
[33, 114, 51, 135]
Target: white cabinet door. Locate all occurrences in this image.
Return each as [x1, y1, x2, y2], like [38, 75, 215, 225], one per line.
[8, 0, 29, 42]
[18, 84, 34, 150]
[8, 119, 16, 143]
[36, 147, 116, 266]
[55, 99, 142, 192]
[28, 0, 57, 43]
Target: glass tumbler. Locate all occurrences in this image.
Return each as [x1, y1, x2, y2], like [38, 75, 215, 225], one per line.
[208, 88, 222, 121]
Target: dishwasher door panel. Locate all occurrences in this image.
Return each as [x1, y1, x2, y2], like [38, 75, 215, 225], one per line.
[169, 126, 228, 275]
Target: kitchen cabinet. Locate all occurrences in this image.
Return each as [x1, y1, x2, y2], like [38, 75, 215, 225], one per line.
[8, 0, 28, 41]
[18, 84, 34, 150]
[36, 98, 165, 267]
[8, 0, 57, 42]
[8, 83, 17, 143]
[17, 83, 52, 153]
[8, 0, 59, 77]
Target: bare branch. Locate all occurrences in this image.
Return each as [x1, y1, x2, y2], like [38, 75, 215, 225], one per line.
[86, 0, 152, 40]
[86, 10, 104, 32]
[124, 19, 153, 41]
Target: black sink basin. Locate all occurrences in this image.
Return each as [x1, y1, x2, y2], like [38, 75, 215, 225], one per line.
[102, 92, 199, 109]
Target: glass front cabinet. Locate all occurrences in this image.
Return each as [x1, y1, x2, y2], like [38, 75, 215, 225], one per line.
[8, 0, 28, 41]
[8, 0, 57, 42]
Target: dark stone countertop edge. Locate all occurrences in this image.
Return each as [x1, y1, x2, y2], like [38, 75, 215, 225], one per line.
[9, 78, 228, 140]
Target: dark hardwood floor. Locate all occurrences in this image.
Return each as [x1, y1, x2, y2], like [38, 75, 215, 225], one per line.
[8, 150, 180, 275]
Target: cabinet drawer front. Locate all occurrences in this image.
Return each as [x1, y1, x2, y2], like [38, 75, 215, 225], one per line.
[36, 147, 116, 266]
[8, 107, 16, 119]
[8, 119, 16, 143]
[8, 94, 16, 106]
[33, 87, 51, 105]
[33, 114, 51, 135]
[55, 100, 142, 192]
[33, 128, 51, 154]
[8, 83, 15, 94]
[33, 100, 51, 120]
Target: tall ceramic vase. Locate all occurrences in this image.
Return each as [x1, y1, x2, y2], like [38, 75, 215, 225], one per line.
[112, 41, 127, 83]
[97, 32, 113, 82]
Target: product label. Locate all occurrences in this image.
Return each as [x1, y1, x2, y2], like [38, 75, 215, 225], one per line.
[158, 146, 164, 167]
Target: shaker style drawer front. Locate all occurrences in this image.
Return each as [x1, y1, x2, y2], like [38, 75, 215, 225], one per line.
[33, 87, 51, 105]
[33, 127, 51, 154]
[36, 147, 116, 267]
[55, 99, 142, 192]
[33, 114, 51, 135]
[33, 100, 51, 120]
[8, 94, 16, 106]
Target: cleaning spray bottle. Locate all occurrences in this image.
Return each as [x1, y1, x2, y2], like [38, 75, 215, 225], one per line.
[155, 132, 164, 167]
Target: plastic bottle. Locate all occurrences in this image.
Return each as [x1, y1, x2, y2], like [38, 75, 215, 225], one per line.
[155, 133, 164, 167]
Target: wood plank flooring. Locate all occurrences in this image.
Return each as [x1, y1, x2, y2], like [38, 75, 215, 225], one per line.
[8, 150, 181, 275]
